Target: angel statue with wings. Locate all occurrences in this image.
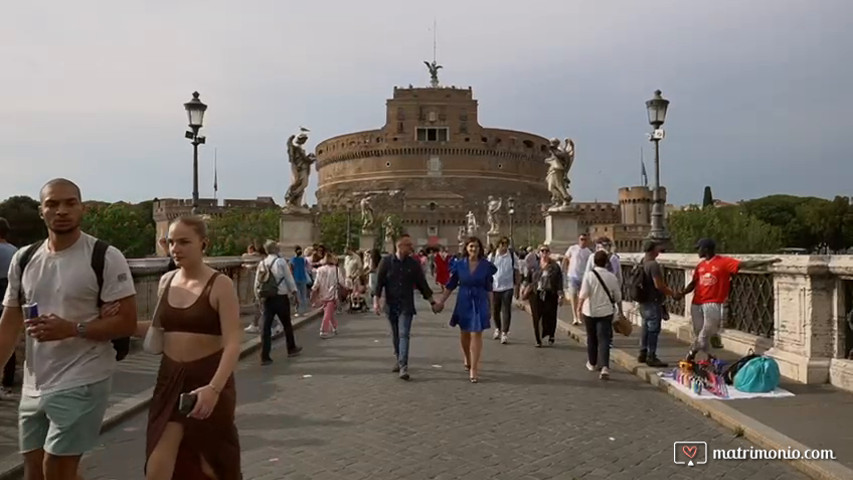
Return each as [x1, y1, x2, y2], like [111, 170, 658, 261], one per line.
[284, 127, 317, 212]
[486, 196, 502, 234]
[544, 137, 575, 210]
[424, 60, 442, 87]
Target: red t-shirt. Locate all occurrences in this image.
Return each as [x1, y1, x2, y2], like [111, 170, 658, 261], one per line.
[692, 255, 740, 305]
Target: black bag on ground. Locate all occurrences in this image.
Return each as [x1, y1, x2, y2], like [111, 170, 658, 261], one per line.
[722, 349, 762, 385]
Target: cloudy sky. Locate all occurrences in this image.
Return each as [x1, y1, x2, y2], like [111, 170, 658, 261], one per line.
[1, 0, 850, 207]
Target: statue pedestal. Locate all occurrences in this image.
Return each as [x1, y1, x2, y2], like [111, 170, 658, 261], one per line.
[359, 232, 377, 251]
[279, 210, 314, 254]
[544, 210, 580, 254]
[383, 238, 395, 254]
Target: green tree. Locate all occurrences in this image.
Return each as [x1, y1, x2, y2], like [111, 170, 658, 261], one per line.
[795, 196, 851, 252]
[669, 206, 784, 254]
[741, 195, 819, 249]
[82, 202, 156, 257]
[206, 208, 280, 256]
[702, 186, 714, 208]
[317, 211, 361, 253]
[0, 196, 46, 247]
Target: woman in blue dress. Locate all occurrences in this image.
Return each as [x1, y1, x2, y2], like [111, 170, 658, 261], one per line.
[435, 237, 497, 383]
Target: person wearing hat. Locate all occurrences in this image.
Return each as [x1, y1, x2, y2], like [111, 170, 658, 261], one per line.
[675, 238, 780, 361]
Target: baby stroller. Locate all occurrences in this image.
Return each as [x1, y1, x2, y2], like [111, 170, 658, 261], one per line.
[348, 282, 368, 313]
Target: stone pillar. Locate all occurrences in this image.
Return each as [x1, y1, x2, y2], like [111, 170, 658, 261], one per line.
[279, 210, 314, 254]
[359, 232, 377, 251]
[766, 258, 835, 384]
[486, 231, 502, 249]
[544, 210, 579, 254]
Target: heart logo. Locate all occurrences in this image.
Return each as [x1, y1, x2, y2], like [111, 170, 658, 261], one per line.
[682, 446, 697, 459]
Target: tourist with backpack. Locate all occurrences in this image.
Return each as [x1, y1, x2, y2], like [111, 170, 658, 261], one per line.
[0, 179, 137, 480]
[255, 239, 301, 365]
[487, 237, 521, 344]
[675, 238, 780, 362]
[630, 240, 676, 368]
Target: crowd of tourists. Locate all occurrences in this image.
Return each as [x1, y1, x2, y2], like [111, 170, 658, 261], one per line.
[0, 177, 779, 479]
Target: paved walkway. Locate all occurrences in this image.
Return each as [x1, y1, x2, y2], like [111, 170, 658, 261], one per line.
[65, 297, 807, 479]
[554, 303, 853, 473]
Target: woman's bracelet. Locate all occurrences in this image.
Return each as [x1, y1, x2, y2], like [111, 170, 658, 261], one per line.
[208, 383, 222, 394]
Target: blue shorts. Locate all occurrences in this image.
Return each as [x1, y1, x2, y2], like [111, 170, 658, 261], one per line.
[19, 377, 112, 456]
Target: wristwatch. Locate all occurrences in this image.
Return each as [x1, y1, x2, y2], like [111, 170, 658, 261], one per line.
[75, 322, 87, 338]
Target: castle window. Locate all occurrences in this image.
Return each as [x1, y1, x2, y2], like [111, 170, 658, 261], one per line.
[523, 140, 534, 148]
[416, 127, 449, 142]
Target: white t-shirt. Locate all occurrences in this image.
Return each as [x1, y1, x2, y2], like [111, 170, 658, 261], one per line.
[2, 233, 136, 396]
[488, 250, 519, 292]
[579, 267, 622, 318]
[564, 245, 592, 281]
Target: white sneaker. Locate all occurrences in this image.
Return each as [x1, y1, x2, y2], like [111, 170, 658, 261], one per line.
[585, 361, 596, 371]
[500, 333, 508, 344]
[493, 329, 501, 340]
[600, 367, 610, 380]
[245, 325, 259, 333]
[273, 323, 284, 336]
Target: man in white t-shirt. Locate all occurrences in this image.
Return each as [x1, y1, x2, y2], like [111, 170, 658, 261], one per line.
[0, 178, 137, 479]
[562, 233, 592, 325]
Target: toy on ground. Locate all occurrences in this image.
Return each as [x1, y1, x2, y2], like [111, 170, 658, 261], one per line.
[665, 357, 730, 398]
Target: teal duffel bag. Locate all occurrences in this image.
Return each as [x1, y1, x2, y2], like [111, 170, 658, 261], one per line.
[734, 356, 781, 393]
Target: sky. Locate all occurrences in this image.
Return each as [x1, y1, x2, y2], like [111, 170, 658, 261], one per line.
[1, 0, 851, 207]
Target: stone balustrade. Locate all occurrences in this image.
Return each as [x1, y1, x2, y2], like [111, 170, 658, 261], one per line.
[127, 255, 261, 322]
[618, 254, 853, 392]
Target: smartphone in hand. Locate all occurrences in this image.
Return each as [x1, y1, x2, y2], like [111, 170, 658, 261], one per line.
[178, 392, 198, 416]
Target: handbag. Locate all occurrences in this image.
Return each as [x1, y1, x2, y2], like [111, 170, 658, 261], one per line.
[591, 269, 632, 337]
[143, 270, 178, 354]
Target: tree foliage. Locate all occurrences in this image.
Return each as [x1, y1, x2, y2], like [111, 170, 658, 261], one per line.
[0, 196, 46, 247]
[741, 194, 853, 252]
[669, 206, 784, 254]
[81, 201, 156, 257]
[317, 211, 362, 253]
[206, 208, 280, 257]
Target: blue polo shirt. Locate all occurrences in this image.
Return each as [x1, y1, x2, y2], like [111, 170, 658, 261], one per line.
[290, 255, 308, 283]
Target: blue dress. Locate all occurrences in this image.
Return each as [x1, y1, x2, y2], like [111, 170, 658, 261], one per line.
[446, 258, 497, 333]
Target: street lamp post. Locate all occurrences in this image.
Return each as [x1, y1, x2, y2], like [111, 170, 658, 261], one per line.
[507, 197, 516, 248]
[345, 201, 353, 249]
[645, 89, 670, 244]
[183, 92, 208, 215]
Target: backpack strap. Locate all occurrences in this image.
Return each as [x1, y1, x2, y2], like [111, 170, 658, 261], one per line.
[16, 239, 45, 305]
[92, 240, 109, 307]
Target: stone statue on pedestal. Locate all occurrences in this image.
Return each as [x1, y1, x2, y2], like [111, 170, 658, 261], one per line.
[544, 137, 574, 211]
[486, 196, 502, 234]
[360, 195, 375, 233]
[383, 215, 395, 244]
[284, 128, 316, 212]
[466, 211, 478, 237]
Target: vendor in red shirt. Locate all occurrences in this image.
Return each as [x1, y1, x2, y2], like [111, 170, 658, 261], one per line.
[676, 238, 779, 361]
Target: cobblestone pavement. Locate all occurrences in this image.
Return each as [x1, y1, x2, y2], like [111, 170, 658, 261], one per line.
[42, 298, 807, 479]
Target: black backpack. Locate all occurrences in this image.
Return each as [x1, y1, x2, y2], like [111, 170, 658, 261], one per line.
[17, 239, 130, 361]
[627, 264, 647, 302]
[722, 349, 762, 385]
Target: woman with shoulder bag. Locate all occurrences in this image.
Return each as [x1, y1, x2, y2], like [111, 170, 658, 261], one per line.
[576, 250, 622, 380]
[528, 245, 564, 347]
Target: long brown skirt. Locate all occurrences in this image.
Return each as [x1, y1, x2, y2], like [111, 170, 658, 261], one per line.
[146, 350, 241, 480]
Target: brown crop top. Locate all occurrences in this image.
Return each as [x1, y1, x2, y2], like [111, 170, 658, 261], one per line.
[160, 272, 222, 335]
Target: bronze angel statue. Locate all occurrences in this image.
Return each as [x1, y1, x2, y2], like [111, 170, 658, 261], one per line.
[424, 60, 442, 87]
[284, 127, 317, 211]
[544, 138, 574, 210]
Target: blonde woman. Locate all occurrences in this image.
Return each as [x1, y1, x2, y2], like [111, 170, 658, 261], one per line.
[311, 253, 347, 337]
[124, 216, 243, 479]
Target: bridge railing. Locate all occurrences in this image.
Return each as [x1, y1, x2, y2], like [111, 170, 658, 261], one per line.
[618, 253, 853, 392]
[127, 255, 261, 323]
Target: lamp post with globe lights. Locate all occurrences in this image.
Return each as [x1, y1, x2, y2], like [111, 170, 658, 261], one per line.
[183, 92, 208, 215]
[645, 89, 670, 245]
